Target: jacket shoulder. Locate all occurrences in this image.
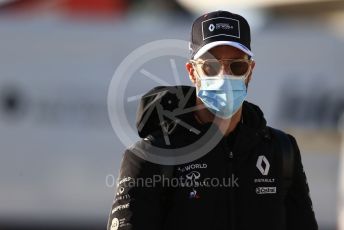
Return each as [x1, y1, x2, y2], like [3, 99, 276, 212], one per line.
[266, 126, 298, 145]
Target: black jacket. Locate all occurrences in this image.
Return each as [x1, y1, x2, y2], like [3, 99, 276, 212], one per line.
[107, 85, 318, 230]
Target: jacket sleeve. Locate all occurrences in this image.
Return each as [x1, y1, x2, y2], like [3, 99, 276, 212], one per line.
[285, 135, 318, 230]
[106, 148, 169, 230]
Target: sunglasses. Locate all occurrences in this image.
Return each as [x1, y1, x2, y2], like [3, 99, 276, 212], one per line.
[191, 59, 253, 77]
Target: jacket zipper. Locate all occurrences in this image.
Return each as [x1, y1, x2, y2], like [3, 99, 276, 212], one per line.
[223, 140, 235, 230]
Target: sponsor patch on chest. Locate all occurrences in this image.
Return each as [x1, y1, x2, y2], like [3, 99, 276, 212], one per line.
[256, 187, 277, 194]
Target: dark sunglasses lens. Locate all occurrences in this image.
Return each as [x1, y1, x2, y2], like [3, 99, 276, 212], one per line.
[230, 61, 249, 76]
[202, 61, 221, 76]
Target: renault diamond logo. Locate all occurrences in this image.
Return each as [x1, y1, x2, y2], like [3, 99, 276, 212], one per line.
[256, 155, 270, 176]
[208, 24, 215, 32]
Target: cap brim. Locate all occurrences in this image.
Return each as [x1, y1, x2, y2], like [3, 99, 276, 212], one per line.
[193, 41, 253, 59]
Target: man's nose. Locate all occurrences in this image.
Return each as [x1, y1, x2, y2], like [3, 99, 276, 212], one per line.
[222, 62, 232, 75]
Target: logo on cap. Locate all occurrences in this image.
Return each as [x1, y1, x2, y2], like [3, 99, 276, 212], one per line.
[202, 17, 240, 40]
[208, 24, 215, 32]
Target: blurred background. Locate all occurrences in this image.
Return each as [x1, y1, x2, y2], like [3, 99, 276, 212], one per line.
[0, 0, 343, 229]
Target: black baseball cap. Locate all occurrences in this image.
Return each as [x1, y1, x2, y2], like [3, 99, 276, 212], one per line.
[189, 10, 253, 60]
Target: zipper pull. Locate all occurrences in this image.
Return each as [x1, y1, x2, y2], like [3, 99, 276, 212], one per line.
[229, 151, 234, 159]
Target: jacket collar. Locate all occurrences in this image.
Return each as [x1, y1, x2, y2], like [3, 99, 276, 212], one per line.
[231, 101, 271, 160]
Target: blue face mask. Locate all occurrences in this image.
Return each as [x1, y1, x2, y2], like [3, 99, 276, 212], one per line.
[196, 76, 247, 119]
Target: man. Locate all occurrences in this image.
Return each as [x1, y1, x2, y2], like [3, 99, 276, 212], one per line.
[107, 10, 318, 230]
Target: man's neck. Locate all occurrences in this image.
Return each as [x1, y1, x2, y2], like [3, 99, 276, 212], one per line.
[194, 97, 242, 136]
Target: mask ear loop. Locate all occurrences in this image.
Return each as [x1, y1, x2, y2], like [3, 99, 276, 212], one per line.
[233, 62, 251, 121]
[241, 61, 252, 117]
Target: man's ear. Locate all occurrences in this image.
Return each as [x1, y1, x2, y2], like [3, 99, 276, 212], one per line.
[186, 62, 197, 85]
